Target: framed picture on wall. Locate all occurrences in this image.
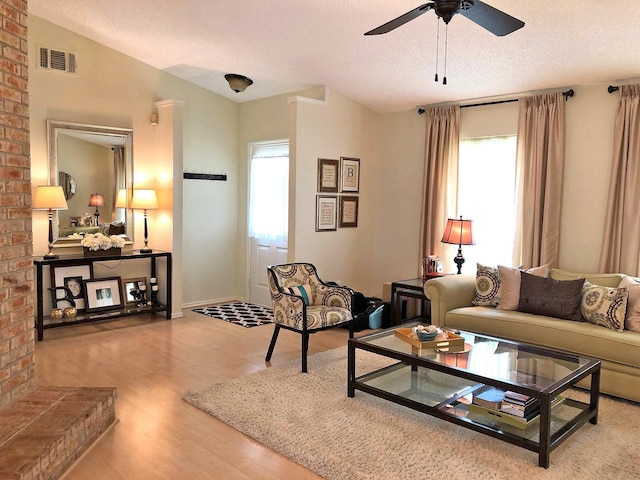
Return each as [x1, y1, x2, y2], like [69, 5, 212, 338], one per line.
[50, 264, 94, 311]
[339, 196, 359, 228]
[316, 195, 337, 231]
[340, 157, 360, 193]
[317, 158, 339, 193]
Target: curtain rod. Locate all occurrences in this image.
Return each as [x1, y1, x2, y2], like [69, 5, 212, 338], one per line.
[417, 89, 575, 115]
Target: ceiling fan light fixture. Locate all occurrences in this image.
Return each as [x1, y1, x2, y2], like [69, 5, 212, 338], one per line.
[224, 73, 253, 93]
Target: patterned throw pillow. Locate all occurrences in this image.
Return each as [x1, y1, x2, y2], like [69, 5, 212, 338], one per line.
[472, 264, 501, 307]
[619, 276, 640, 332]
[518, 273, 585, 322]
[288, 284, 312, 305]
[581, 281, 628, 332]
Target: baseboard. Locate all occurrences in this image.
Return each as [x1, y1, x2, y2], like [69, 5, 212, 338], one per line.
[181, 296, 242, 310]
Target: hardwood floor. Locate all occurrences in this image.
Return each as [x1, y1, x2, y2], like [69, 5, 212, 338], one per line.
[34, 309, 350, 479]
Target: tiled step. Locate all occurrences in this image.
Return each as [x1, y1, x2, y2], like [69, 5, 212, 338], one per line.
[0, 386, 117, 480]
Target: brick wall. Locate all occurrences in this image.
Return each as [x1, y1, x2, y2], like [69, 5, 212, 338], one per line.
[0, 0, 33, 411]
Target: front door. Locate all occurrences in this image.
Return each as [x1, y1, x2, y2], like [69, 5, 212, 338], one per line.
[247, 140, 289, 306]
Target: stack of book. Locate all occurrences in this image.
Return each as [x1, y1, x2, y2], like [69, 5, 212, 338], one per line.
[468, 387, 565, 429]
[499, 391, 541, 421]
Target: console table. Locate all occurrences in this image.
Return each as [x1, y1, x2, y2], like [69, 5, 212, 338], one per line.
[34, 250, 172, 341]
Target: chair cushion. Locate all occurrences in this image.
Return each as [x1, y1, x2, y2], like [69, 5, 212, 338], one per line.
[305, 306, 351, 330]
[288, 284, 312, 305]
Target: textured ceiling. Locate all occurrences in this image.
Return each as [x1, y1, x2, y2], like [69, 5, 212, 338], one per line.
[29, 0, 640, 113]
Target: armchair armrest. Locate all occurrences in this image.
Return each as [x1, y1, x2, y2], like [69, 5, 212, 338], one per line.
[424, 275, 476, 326]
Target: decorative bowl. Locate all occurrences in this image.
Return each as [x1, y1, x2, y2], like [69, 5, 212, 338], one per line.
[63, 307, 77, 318]
[50, 308, 64, 319]
[415, 330, 438, 341]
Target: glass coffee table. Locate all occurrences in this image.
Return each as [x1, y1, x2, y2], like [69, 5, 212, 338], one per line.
[347, 322, 600, 468]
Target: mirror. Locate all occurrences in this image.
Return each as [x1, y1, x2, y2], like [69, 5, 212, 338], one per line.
[47, 120, 134, 245]
[58, 171, 77, 200]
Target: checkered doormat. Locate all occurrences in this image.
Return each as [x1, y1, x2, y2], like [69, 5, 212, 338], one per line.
[193, 302, 273, 328]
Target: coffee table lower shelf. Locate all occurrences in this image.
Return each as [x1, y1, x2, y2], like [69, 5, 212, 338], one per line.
[347, 345, 600, 468]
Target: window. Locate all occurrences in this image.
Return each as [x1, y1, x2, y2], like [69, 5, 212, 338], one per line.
[248, 141, 289, 242]
[456, 135, 517, 268]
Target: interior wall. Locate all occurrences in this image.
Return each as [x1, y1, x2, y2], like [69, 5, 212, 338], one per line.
[290, 89, 378, 294]
[57, 136, 112, 227]
[29, 16, 240, 310]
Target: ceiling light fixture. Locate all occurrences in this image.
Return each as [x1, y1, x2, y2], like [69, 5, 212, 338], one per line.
[224, 73, 253, 93]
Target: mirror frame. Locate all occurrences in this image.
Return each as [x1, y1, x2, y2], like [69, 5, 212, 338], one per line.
[47, 120, 134, 247]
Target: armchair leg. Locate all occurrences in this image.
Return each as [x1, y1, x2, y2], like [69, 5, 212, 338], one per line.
[301, 332, 309, 373]
[265, 324, 281, 362]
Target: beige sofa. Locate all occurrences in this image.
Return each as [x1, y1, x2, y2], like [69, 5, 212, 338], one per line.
[424, 269, 640, 403]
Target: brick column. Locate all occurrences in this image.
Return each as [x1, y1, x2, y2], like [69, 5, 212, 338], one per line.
[0, 0, 34, 410]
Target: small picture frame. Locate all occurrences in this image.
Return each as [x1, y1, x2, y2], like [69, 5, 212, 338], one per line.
[84, 277, 123, 313]
[51, 264, 94, 311]
[316, 195, 337, 232]
[340, 157, 360, 193]
[339, 196, 359, 228]
[121, 277, 148, 305]
[317, 158, 339, 193]
[68, 216, 81, 227]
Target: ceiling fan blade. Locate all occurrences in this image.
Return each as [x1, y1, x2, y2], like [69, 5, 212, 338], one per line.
[364, 3, 434, 36]
[459, 0, 524, 36]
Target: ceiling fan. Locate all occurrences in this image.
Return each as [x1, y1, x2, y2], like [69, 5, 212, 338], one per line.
[364, 0, 524, 37]
[365, 1, 524, 85]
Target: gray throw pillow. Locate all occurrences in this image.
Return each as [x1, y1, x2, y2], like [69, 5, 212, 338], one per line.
[518, 272, 585, 321]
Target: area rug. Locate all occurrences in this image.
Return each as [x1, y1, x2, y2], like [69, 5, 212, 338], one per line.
[183, 347, 639, 480]
[193, 302, 273, 328]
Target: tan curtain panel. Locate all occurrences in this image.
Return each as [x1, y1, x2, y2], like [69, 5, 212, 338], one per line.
[515, 92, 565, 269]
[599, 84, 640, 275]
[419, 106, 460, 270]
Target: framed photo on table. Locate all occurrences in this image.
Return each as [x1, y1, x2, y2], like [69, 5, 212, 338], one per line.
[84, 277, 123, 313]
[339, 196, 359, 228]
[50, 264, 94, 311]
[317, 158, 339, 193]
[340, 157, 360, 193]
[121, 277, 148, 305]
[316, 195, 337, 231]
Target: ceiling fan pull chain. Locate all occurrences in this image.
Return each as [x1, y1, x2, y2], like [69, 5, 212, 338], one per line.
[443, 23, 448, 85]
[434, 18, 440, 82]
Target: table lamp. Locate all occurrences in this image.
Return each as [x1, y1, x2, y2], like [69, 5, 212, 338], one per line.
[441, 216, 475, 274]
[130, 189, 158, 253]
[115, 188, 128, 209]
[88, 193, 104, 226]
[33, 185, 68, 260]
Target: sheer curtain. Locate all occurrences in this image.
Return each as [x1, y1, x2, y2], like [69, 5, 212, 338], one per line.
[599, 84, 640, 275]
[419, 105, 460, 271]
[111, 146, 126, 222]
[514, 92, 565, 269]
[248, 142, 289, 242]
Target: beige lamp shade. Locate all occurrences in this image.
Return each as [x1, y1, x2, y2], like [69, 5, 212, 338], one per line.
[115, 189, 128, 208]
[130, 189, 158, 210]
[33, 185, 68, 210]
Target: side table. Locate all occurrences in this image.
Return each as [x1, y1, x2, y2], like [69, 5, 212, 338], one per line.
[390, 273, 445, 325]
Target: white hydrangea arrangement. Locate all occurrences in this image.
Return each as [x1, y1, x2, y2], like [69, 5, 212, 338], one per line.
[81, 233, 126, 251]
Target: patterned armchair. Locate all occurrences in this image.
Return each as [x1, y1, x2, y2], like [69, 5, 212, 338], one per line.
[266, 263, 354, 372]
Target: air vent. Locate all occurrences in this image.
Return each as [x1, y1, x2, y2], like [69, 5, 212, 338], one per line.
[37, 46, 77, 74]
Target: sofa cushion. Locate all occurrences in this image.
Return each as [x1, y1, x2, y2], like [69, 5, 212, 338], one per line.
[581, 282, 628, 332]
[619, 276, 640, 333]
[472, 264, 501, 307]
[550, 269, 623, 288]
[443, 306, 640, 369]
[517, 273, 585, 322]
[497, 264, 549, 310]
